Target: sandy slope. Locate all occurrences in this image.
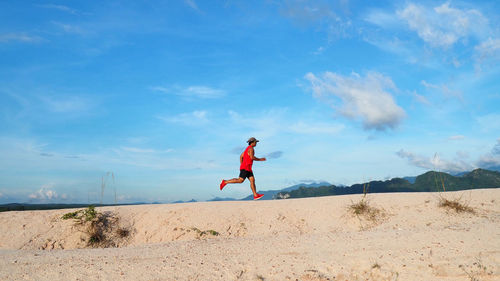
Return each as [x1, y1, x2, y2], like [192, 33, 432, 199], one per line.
[0, 189, 499, 280]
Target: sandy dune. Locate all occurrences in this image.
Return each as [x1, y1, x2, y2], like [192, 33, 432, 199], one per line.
[0, 189, 499, 280]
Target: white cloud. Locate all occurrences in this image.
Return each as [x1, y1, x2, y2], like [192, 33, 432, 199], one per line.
[364, 9, 401, 28]
[475, 37, 500, 67]
[157, 110, 209, 125]
[266, 151, 283, 159]
[52, 21, 87, 35]
[397, 149, 473, 173]
[120, 147, 156, 153]
[476, 139, 500, 169]
[421, 80, 463, 100]
[40, 95, 92, 113]
[120, 146, 173, 154]
[38, 4, 78, 14]
[412, 91, 431, 105]
[0, 33, 43, 43]
[289, 121, 344, 135]
[397, 2, 489, 49]
[305, 71, 406, 131]
[277, 0, 352, 40]
[227, 109, 344, 139]
[151, 85, 225, 99]
[29, 184, 59, 201]
[184, 0, 200, 11]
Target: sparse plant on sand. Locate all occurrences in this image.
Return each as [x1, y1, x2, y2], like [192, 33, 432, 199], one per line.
[348, 182, 385, 226]
[432, 153, 476, 215]
[439, 195, 475, 214]
[459, 255, 494, 281]
[62, 206, 130, 247]
[190, 227, 220, 238]
[62, 205, 97, 222]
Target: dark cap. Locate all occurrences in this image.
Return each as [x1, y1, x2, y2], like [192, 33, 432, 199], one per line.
[247, 137, 259, 144]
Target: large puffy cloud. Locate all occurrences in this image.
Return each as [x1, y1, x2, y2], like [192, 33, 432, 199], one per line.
[28, 185, 61, 201]
[397, 2, 489, 49]
[305, 71, 406, 131]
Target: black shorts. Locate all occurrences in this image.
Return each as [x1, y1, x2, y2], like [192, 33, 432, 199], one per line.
[239, 169, 254, 179]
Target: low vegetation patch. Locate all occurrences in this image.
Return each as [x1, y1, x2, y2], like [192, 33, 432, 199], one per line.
[349, 198, 383, 222]
[459, 256, 494, 281]
[62, 206, 131, 248]
[62, 205, 97, 221]
[438, 196, 475, 214]
[190, 227, 220, 238]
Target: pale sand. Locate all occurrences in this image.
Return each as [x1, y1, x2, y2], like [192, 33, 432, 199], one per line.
[0, 189, 499, 280]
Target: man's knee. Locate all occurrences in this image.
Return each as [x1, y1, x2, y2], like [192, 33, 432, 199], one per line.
[238, 177, 245, 183]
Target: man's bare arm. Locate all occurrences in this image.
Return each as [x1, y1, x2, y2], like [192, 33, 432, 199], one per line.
[249, 147, 266, 161]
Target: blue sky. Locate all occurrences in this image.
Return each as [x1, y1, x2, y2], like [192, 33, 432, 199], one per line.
[1, 0, 499, 204]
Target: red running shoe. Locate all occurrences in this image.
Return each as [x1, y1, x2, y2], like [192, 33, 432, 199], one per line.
[220, 180, 227, 190]
[253, 193, 264, 200]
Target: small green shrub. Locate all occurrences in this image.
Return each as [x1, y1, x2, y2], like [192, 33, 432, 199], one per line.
[82, 205, 97, 221]
[62, 211, 80, 220]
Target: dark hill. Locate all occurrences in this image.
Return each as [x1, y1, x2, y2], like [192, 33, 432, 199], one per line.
[276, 169, 500, 199]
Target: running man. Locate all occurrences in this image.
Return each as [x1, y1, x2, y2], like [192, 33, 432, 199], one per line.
[220, 137, 266, 200]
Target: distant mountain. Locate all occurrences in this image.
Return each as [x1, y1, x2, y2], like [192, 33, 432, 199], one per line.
[172, 199, 198, 204]
[238, 181, 331, 201]
[0, 203, 144, 212]
[275, 169, 500, 199]
[403, 176, 416, 184]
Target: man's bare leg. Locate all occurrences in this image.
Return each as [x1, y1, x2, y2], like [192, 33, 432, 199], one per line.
[220, 177, 244, 190]
[224, 178, 244, 184]
[248, 176, 258, 196]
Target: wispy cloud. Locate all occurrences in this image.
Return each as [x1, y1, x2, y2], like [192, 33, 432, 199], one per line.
[476, 139, 500, 170]
[151, 85, 225, 99]
[364, 9, 400, 28]
[412, 91, 431, 105]
[474, 37, 500, 69]
[120, 146, 173, 154]
[276, 0, 352, 41]
[421, 80, 463, 101]
[289, 121, 344, 135]
[157, 110, 209, 126]
[397, 149, 473, 173]
[52, 21, 87, 35]
[37, 4, 78, 14]
[266, 151, 283, 159]
[448, 135, 465, 141]
[184, 0, 201, 12]
[0, 33, 43, 43]
[397, 2, 489, 49]
[305, 71, 406, 131]
[40, 95, 92, 113]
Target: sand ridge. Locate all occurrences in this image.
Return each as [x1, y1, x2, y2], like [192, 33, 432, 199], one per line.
[0, 189, 499, 280]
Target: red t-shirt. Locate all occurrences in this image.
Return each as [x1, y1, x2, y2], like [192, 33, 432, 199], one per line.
[240, 145, 253, 171]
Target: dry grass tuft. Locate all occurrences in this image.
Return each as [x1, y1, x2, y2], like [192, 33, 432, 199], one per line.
[438, 196, 475, 214]
[349, 198, 383, 222]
